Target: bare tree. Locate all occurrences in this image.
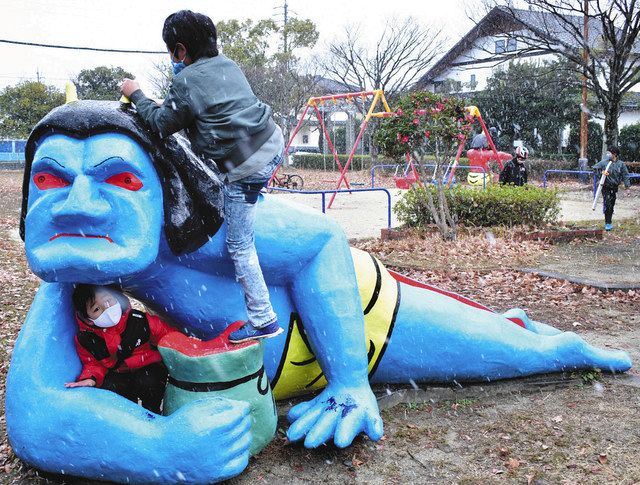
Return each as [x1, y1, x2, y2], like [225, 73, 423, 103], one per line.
[148, 60, 173, 99]
[322, 17, 444, 159]
[321, 17, 445, 102]
[244, 56, 325, 147]
[480, 1, 640, 153]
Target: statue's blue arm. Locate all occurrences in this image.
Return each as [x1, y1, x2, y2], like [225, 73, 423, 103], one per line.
[6, 283, 252, 484]
[259, 207, 383, 448]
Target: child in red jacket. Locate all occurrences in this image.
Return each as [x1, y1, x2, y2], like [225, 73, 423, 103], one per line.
[65, 284, 175, 413]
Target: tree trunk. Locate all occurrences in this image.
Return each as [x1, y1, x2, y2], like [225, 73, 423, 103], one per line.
[414, 154, 457, 241]
[602, 98, 620, 156]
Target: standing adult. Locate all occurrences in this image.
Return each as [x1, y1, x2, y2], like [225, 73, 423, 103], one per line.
[592, 146, 631, 231]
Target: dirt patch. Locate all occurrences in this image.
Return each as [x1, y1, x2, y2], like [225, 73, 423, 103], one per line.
[529, 231, 640, 286]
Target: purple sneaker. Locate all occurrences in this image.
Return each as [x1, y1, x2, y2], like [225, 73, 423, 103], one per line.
[229, 321, 283, 343]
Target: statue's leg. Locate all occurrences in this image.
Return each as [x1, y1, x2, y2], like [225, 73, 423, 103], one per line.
[370, 281, 631, 384]
[7, 283, 252, 484]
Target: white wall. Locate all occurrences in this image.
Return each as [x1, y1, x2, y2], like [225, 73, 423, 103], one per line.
[432, 33, 558, 92]
[290, 125, 321, 148]
[619, 110, 640, 128]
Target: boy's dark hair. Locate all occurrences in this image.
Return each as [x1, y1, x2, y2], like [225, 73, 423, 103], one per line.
[72, 284, 98, 319]
[608, 146, 620, 157]
[162, 10, 218, 61]
[72, 284, 128, 319]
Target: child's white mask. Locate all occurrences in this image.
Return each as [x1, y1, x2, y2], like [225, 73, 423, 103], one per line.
[90, 302, 122, 328]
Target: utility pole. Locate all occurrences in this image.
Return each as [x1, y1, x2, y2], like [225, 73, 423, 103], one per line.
[283, 0, 289, 53]
[578, 0, 589, 179]
[273, 1, 290, 53]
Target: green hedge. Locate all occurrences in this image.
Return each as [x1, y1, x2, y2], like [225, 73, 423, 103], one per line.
[525, 157, 578, 179]
[291, 152, 581, 180]
[290, 153, 471, 171]
[394, 184, 560, 228]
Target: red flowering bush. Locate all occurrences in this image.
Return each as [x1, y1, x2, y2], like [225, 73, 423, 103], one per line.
[375, 91, 472, 160]
[374, 91, 474, 241]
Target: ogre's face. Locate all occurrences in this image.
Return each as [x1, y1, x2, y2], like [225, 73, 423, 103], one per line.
[25, 133, 163, 283]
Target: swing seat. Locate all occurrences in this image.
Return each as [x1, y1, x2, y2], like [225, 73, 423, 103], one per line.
[394, 176, 417, 189]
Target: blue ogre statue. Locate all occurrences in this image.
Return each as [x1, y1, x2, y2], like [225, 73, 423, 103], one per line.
[7, 100, 631, 484]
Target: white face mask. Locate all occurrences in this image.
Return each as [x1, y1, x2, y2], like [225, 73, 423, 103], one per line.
[90, 302, 122, 328]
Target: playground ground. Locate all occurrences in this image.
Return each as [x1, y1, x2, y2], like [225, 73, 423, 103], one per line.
[1, 169, 640, 484]
[272, 168, 640, 240]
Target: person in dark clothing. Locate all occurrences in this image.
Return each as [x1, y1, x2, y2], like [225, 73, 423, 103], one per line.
[470, 127, 498, 150]
[66, 285, 176, 413]
[120, 10, 283, 344]
[500, 145, 529, 186]
[592, 146, 631, 231]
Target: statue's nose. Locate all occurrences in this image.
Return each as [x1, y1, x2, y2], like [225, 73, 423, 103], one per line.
[51, 175, 111, 224]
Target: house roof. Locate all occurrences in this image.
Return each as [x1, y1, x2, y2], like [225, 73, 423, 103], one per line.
[621, 91, 640, 110]
[312, 76, 360, 94]
[416, 6, 614, 88]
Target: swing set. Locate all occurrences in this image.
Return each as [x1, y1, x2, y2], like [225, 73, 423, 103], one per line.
[269, 89, 394, 208]
[269, 93, 512, 208]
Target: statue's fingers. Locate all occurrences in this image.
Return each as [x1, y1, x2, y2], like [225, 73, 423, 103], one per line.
[176, 397, 250, 434]
[303, 410, 339, 448]
[286, 405, 323, 442]
[364, 412, 384, 441]
[221, 414, 252, 443]
[219, 452, 250, 482]
[223, 426, 253, 460]
[333, 409, 365, 448]
[287, 396, 318, 422]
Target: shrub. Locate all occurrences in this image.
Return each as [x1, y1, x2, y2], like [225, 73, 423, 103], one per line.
[290, 153, 472, 172]
[289, 153, 384, 171]
[526, 157, 579, 179]
[619, 123, 640, 167]
[394, 184, 560, 228]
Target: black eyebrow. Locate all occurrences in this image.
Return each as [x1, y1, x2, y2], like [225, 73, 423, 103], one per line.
[38, 156, 65, 168]
[93, 156, 125, 168]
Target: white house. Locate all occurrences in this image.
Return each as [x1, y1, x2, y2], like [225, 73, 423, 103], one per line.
[416, 6, 640, 129]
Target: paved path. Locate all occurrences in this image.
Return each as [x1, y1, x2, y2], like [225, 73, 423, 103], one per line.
[559, 189, 638, 222]
[270, 189, 403, 239]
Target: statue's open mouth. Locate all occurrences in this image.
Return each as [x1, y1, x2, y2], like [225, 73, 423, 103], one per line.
[49, 233, 114, 243]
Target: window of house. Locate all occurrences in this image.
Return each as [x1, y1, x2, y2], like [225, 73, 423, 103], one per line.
[470, 74, 476, 86]
[495, 39, 505, 54]
[302, 134, 309, 144]
[506, 38, 517, 52]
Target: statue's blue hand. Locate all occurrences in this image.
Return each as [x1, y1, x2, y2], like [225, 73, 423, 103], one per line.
[164, 398, 253, 482]
[286, 384, 383, 448]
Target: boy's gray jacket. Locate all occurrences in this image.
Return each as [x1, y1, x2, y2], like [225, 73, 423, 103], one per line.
[592, 159, 631, 188]
[131, 54, 274, 170]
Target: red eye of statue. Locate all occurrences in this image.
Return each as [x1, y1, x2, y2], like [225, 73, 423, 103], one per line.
[105, 172, 143, 191]
[33, 172, 70, 190]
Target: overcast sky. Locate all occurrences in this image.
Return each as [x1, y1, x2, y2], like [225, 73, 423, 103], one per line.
[0, 0, 477, 95]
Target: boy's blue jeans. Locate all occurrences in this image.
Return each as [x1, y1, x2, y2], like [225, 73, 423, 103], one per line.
[223, 154, 281, 329]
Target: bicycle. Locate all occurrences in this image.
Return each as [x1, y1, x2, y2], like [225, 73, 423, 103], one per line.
[269, 170, 304, 190]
